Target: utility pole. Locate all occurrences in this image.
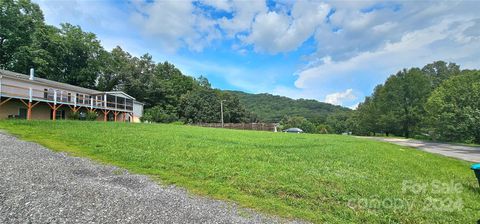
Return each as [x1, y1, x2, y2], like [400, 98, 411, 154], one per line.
[220, 100, 226, 128]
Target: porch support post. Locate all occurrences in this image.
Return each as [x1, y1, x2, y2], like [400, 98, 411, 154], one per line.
[29, 88, 33, 103]
[54, 91, 57, 105]
[26, 101, 41, 120]
[47, 103, 62, 121]
[27, 102, 32, 120]
[0, 75, 2, 99]
[102, 109, 110, 122]
[27, 88, 32, 120]
[114, 111, 118, 122]
[19, 99, 40, 120]
[0, 97, 12, 107]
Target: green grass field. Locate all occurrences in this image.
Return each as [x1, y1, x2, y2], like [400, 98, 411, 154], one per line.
[0, 120, 478, 223]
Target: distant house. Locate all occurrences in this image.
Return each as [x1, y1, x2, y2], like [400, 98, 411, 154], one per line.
[0, 69, 143, 122]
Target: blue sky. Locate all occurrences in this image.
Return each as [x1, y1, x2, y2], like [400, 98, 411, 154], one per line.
[34, 0, 480, 109]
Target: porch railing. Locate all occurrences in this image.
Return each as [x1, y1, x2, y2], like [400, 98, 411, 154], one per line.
[0, 83, 133, 111]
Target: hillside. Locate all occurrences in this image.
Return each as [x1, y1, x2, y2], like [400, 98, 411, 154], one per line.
[227, 91, 350, 123]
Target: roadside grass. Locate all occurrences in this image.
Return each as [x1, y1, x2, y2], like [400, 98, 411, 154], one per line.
[0, 120, 479, 223]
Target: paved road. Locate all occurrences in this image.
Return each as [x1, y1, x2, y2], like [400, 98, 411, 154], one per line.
[362, 137, 480, 163]
[0, 133, 300, 224]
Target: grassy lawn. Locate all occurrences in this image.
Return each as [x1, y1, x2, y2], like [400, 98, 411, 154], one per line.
[0, 120, 479, 223]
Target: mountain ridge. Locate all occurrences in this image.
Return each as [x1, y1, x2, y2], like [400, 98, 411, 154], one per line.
[226, 90, 350, 123]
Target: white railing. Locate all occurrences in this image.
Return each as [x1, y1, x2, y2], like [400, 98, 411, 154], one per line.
[0, 82, 133, 111]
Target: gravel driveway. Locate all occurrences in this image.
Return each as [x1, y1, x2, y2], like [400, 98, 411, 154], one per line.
[0, 133, 299, 223]
[361, 137, 480, 163]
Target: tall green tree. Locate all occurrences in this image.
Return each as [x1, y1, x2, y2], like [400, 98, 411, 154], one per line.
[361, 68, 432, 137]
[179, 87, 220, 123]
[54, 24, 105, 88]
[353, 96, 380, 135]
[325, 111, 351, 134]
[97, 46, 132, 91]
[422, 61, 460, 88]
[0, 0, 44, 70]
[425, 70, 480, 143]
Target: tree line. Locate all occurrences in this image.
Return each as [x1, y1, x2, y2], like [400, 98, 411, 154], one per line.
[351, 61, 480, 144]
[276, 61, 480, 143]
[0, 0, 250, 124]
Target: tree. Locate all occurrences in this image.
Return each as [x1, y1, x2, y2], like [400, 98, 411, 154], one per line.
[353, 96, 380, 136]
[217, 91, 249, 123]
[7, 22, 105, 89]
[141, 105, 178, 123]
[179, 87, 219, 123]
[425, 70, 480, 143]
[54, 24, 105, 88]
[422, 61, 460, 88]
[0, 0, 44, 70]
[178, 86, 249, 124]
[316, 124, 332, 134]
[96, 46, 132, 91]
[366, 68, 432, 138]
[325, 111, 352, 134]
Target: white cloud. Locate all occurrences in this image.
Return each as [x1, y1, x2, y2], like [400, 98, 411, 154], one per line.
[290, 15, 480, 106]
[244, 1, 330, 53]
[218, 0, 267, 36]
[324, 89, 356, 105]
[296, 17, 479, 88]
[131, 0, 221, 52]
[372, 22, 397, 33]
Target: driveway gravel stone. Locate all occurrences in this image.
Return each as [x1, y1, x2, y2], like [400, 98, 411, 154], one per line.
[0, 133, 301, 223]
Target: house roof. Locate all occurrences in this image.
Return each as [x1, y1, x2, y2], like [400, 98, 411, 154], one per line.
[105, 91, 135, 100]
[0, 69, 102, 95]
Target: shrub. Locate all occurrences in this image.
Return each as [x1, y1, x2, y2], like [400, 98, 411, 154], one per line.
[142, 105, 178, 123]
[69, 111, 80, 120]
[86, 111, 98, 121]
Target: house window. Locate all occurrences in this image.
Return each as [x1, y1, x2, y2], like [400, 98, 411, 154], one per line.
[44, 89, 48, 99]
[18, 108, 27, 119]
[68, 93, 72, 102]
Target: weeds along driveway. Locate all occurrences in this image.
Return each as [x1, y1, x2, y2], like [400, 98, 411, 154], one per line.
[0, 133, 300, 224]
[360, 137, 480, 163]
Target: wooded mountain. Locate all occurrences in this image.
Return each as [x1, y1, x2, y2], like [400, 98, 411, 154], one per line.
[227, 91, 350, 123]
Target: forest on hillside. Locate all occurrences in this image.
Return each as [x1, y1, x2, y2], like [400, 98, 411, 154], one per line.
[228, 91, 349, 123]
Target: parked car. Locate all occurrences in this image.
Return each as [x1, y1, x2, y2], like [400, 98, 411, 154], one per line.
[283, 128, 304, 133]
